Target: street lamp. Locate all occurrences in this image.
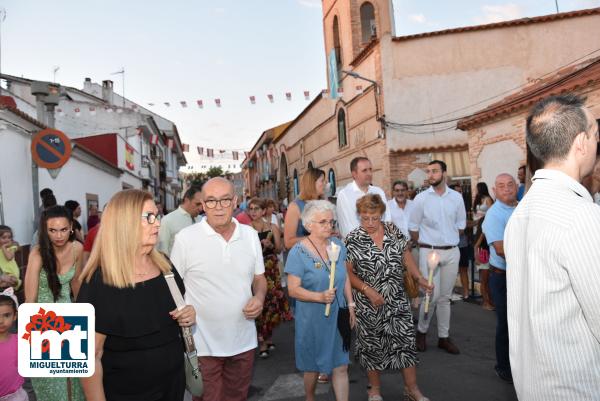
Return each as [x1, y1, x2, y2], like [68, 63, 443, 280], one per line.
[341, 70, 380, 94]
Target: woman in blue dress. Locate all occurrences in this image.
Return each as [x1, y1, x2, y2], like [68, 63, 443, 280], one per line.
[285, 200, 355, 401]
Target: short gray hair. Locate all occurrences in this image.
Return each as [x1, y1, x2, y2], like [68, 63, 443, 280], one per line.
[301, 200, 336, 232]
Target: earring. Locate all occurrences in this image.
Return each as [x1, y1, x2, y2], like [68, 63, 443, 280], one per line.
[70, 230, 74, 234]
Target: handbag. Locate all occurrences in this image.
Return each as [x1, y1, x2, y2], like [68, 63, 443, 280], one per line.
[337, 305, 352, 352]
[478, 248, 490, 264]
[403, 269, 419, 299]
[163, 272, 204, 397]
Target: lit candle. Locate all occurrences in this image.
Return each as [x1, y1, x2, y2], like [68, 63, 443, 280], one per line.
[424, 250, 440, 319]
[325, 241, 341, 317]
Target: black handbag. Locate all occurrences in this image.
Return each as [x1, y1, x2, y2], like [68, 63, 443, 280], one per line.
[337, 305, 352, 352]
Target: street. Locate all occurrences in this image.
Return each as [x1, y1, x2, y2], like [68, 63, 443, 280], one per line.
[186, 300, 518, 401]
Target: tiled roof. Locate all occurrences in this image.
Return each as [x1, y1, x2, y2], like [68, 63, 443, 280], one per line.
[0, 101, 48, 129]
[457, 57, 600, 130]
[393, 7, 600, 42]
[350, 38, 379, 67]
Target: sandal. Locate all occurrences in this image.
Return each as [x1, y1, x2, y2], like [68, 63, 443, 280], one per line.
[317, 373, 329, 384]
[367, 385, 383, 401]
[258, 349, 269, 359]
[403, 387, 430, 401]
[267, 343, 276, 351]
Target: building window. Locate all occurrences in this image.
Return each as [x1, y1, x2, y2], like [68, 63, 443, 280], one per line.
[293, 169, 299, 198]
[338, 109, 347, 148]
[360, 2, 376, 43]
[333, 16, 342, 82]
[328, 168, 336, 197]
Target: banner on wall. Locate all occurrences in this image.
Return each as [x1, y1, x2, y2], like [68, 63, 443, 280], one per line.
[125, 143, 135, 170]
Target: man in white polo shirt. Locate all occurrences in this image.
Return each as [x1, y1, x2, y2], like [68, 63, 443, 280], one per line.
[170, 177, 267, 401]
[336, 157, 391, 237]
[409, 160, 466, 355]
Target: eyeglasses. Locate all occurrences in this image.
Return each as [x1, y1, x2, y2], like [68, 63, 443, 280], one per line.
[360, 215, 382, 223]
[141, 212, 161, 224]
[248, 206, 263, 211]
[312, 219, 336, 228]
[204, 198, 233, 209]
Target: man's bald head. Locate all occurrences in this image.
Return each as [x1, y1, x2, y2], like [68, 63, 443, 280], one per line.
[202, 177, 234, 199]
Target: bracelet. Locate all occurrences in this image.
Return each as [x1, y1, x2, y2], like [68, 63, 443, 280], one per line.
[360, 284, 369, 293]
[348, 302, 356, 308]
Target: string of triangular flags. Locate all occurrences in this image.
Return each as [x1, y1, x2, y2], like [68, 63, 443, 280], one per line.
[194, 147, 250, 160]
[54, 87, 365, 116]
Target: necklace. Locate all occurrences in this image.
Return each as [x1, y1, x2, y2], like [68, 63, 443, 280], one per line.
[306, 237, 330, 272]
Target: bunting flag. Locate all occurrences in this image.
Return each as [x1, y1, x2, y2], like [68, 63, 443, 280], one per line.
[219, 149, 226, 153]
[57, 108, 64, 116]
[215, 99, 221, 107]
[89, 106, 96, 116]
[337, 87, 344, 95]
[105, 106, 113, 113]
[285, 92, 292, 101]
[167, 138, 174, 149]
[125, 143, 135, 170]
[196, 100, 203, 109]
[232, 151, 239, 160]
[249, 96, 256, 105]
[197, 146, 204, 155]
[180, 101, 187, 108]
[150, 134, 159, 145]
[207, 149, 214, 158]
[321, 89, 329, 99]
[355, 85, 363, 95]
[164, 102, 170, 107]
[137, 127, 143, 136]
[182, 143, 190, 152]
[304, 91, 310, 100]
[74, 107, 81, 117]
[267, 94, 274, 103]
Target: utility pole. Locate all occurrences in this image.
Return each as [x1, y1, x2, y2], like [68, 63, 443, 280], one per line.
[555, 0, 560, 13]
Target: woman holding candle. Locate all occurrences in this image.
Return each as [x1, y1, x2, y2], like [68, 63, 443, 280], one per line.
[285, 200, 355, 401]
[344, 194, 432, 401]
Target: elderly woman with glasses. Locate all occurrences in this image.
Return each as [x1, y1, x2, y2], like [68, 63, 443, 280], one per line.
[285, 200, 355, 401]
[77, 189, 196, 401]
[345, 194, 432, 401]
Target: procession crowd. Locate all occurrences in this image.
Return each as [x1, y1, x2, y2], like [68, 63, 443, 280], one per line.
[1, 93, 599, 401]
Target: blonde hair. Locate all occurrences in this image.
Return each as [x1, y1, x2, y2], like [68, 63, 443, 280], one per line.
[356, 194, 387, 215]
[80, 189, 171, 288]
[298, 168, 325, 201]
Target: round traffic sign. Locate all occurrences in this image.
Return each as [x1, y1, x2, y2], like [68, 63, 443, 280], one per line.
[31, 129, 72, 169]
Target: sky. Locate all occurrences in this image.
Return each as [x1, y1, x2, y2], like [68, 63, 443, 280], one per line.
[1, 0, 599, 161]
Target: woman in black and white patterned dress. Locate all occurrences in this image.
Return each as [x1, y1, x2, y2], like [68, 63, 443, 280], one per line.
[345, 194, 432, 401]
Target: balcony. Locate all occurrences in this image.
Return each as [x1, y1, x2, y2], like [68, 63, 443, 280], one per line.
[166, 169, 177, 182]
[139, 165, 154, 181]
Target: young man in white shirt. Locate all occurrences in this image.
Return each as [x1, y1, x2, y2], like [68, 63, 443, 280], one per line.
[157, 185, 203, 255]
[170, 177, 267, 401]
[336, 157, 391, 238]
[409, 160, 467, 355]
[505, 94, 600, 401]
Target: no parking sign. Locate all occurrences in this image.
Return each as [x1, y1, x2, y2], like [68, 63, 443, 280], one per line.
[31, 129, 72, 169]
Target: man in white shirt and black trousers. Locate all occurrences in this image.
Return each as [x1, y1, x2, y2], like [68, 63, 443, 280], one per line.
[505, 94, 600, 401]
[409, 160, 466, 355]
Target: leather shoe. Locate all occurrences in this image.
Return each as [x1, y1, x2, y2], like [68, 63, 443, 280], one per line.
[416, 331, 427, 352]
[438, 337, 460, 354]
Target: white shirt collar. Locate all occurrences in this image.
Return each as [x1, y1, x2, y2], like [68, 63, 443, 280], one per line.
[426, 184, 450, 197]
[532, 169, 593, 201]
[350, 180, 371, 194]
[177, 206, 192, 217]
[200, 217, 241, 241]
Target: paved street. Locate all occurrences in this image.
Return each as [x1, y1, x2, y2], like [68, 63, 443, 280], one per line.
[241, 300, 518, 401]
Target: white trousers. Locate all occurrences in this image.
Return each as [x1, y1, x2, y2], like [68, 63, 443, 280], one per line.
[417, 247, 460, 338]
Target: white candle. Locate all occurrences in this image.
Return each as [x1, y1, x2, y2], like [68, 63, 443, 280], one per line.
[325, 241, 340, 317]
[424, 250, 440, 319]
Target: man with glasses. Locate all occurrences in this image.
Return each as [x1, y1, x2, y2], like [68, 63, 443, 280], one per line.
[409, 160, 467, 355]
[336, 157, 391, 238]
[170, 177, 267, 401]
[387, 180, 415, 239]
[505, 94, 600, 401]
[157, 186, 203, 255]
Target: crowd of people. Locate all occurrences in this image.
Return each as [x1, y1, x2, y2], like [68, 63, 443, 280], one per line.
[1, 93, 599, 401]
